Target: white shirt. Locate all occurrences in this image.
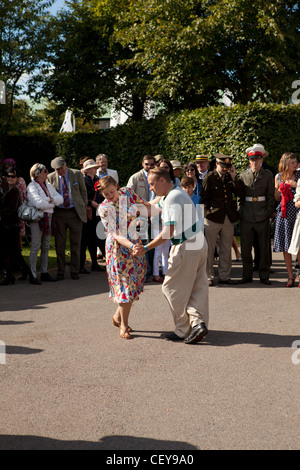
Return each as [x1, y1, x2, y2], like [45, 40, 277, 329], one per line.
[159, 186, 202, 245]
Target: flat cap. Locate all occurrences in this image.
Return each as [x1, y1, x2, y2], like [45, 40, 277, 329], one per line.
[51, 156, 66, 169]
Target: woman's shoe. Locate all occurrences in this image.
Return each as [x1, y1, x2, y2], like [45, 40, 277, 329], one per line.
[153, 276, 164, 283]
[40, 273, 57, 282]
[112, 317, 132, 332]
[0, 276, 15, 286]
[29, 272, 42, 285]
[119, 327, 131, 340]
[286, 278, 295, 288]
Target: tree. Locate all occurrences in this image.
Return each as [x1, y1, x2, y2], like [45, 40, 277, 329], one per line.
[0, 0, 54, 138]
[34, 0, 154, 122]
[111, 0, 300, 108]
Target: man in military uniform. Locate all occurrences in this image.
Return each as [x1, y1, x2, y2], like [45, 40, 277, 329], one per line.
[201, 154, 242, 285]
[238, 145, 275, 284]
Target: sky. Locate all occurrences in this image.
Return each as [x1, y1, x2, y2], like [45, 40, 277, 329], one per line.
[17, 0, 68, 98]
[49, 0, 67, 15]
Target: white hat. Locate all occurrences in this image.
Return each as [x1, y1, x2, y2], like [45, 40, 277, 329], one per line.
[82, 159, 99, 171]
[170, 160, 182, 170]
[245, 144, 269, 158]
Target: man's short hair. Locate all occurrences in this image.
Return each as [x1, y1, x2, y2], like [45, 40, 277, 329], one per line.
[96, 153, 108, 162]
[148, 167, 171, 182]
[142, 154, 154, 162]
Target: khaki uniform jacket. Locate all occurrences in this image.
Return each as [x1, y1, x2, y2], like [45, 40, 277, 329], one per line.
[127, 169, 150, 201]
[201, 170, 242, 224]
[48, 168, 88, 222]
[238, 167, 275, 223]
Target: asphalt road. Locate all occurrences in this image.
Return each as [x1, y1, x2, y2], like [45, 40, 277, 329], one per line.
[0, 253, 299, 450]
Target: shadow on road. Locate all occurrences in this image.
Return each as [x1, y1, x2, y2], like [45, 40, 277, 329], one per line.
[0, 434, 198, 450]
[204, 329, 299, 348]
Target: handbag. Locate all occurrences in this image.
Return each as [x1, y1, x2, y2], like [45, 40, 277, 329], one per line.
[86, 193, 96, 221]
[86, 205, 93, 221]
[17, 202, 44, 222]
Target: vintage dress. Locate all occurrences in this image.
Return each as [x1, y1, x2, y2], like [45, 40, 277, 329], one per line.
[273, 170, 300, 252]
[288, 179, 300, 255]
[99, 187, 146, 303]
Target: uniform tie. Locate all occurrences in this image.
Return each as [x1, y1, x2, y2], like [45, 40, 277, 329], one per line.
[62, 176, 70, 208]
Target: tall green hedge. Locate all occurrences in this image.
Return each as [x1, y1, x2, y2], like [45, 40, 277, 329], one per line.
[2, 103, 300, 185]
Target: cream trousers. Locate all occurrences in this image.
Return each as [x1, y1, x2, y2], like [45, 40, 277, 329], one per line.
[162, 232, 209, 338]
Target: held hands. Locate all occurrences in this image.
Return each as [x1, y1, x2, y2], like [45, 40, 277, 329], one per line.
[131, 243, 146, 256]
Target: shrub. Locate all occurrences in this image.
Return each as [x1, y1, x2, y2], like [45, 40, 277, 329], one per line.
[2, 103, 300, 184]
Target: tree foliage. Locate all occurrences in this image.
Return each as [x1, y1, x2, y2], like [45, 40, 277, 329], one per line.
[110, 0, 300, 109]
[0, 0, 53, 136]
[34, 0, 154, 121]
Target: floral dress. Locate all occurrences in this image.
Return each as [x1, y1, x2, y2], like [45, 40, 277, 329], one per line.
[99, 187, 147, 303]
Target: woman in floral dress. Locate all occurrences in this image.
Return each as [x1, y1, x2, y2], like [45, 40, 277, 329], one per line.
[98, 176, 148, 339]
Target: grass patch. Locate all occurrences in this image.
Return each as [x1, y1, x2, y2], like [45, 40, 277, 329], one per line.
[21, 232, 92, 269]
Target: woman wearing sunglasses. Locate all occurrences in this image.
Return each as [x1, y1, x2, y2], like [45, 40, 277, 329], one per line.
[26, 163, 63, 284]
[0, 168, 30, 285]
[183, 162, 202, 199]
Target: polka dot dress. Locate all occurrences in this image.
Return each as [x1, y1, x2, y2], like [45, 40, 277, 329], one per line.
[273, 170, 300, 252]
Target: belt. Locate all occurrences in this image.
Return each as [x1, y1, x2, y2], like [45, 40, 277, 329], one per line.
[245, 196, 266, 202]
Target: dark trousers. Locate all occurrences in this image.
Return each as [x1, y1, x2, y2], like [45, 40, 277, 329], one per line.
[253, 229, 272, 268]
[0, 225, 29, 278]
[80, 219, 98, 269]
[240, 219, 271, 281]
[55, 208, 82, 275]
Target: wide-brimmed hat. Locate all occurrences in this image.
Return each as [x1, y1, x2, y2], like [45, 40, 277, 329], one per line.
[215, 153, 233, 168]
[82, 159, 99, 171]
[245, 144, 269, 158]
[170, 160, 182, 170]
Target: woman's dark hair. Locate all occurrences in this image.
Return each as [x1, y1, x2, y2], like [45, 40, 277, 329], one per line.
[183, 162, 200, 180]
[159, 158, 176, 183]
[3, 166, 18, 178]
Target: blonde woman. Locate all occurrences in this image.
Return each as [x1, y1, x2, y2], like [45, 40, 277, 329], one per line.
[273, 152, 300, 287]
[27, 163, 63, 284]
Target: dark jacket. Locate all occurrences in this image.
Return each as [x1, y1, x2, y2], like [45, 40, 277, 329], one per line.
[238, 167, 275, 223]
[0, 186, 21, 228]
[201, 170, 242, 224]
[84, 174, 104, 220]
